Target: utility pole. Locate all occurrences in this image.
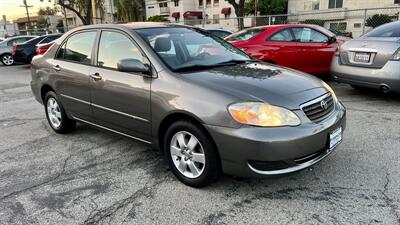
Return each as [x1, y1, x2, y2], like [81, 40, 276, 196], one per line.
[20, 0, 33, 32]
[202, 0, 206, 28]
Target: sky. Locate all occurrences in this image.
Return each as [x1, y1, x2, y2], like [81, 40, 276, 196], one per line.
[0, 0, 53, 21]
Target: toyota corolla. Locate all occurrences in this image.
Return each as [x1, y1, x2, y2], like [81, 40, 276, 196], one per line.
[30, 23, 346, 187]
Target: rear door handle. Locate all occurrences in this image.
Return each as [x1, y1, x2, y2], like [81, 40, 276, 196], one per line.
[90, 73, 102, 81]
[53, 65, 61, 71]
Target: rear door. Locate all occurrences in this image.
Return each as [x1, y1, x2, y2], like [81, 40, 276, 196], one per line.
[90, 30, 152, 142]
[52, 31, 98, 121]
[291, 27, 336, 74]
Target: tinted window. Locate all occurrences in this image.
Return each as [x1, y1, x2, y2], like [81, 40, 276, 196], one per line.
[208, 30, 231, 38]
[97, 31, 144, 69]
[363, 22, 400, 38]
[57, 32, 96, 64]
[39, 35, 61, 44]
[292, 28, 328, 42]
[225, 28, 265, 41]
[23, 36, 46, 45]
[269, 29, 294, 41]
[136, 27, 251, 71]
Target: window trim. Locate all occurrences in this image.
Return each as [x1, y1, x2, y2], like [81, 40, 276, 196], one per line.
[94, 29, 150, 74]
[54, 29, 100, 66]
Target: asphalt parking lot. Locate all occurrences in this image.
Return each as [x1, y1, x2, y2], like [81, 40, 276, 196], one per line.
[0, 64, 399, 225]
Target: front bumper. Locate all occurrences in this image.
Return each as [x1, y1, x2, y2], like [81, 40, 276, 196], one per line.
[206, 103, 346, 177]
[331, 56, 400, 92]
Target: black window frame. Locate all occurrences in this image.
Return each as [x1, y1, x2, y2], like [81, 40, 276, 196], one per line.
[328, 0, 343, 9]
[54, 29, 99, 66]
[94, 29, 150, 73]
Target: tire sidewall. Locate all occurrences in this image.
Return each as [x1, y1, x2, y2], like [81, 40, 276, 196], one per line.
[44, 91, 74, 133]
[164, 121, 220, 187]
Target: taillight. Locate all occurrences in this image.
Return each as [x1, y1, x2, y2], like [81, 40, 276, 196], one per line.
[36, 43, 53, 55]
[12, 43, 17, 55]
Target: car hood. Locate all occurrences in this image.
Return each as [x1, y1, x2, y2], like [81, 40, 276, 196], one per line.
[182, 63, 328, 110]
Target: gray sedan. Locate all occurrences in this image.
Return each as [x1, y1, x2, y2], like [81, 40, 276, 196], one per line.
[331, 21, 400, 93]
[30, 23, 346, 187]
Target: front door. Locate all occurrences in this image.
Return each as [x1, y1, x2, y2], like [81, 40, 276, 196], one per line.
[90, 30, 152, 142]
[291, 27, 336, 75]
[52, 31, 97, 120]
[264, 28, 299, 69]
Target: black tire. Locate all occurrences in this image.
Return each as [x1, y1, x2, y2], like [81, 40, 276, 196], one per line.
[44, 91, 76, 134]
[164, 120, 220, 187]
[1, 53, 14, 66]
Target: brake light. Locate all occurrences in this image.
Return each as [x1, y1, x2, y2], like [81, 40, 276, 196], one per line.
[36, 43, 53, 55]
[12, 43, 17, 55]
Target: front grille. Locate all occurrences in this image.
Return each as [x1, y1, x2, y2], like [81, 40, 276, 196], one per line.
[302, 94, 334, 123]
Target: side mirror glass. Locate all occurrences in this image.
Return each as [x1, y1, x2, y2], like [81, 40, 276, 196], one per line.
[117, 59, 151, 75]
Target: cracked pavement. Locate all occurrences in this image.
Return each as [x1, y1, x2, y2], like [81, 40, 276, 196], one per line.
[0, 64, 399, 225]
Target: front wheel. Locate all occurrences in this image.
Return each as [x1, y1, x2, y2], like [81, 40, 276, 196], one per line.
[44, 91, 76, 133]
[1, 54, 14, 66]
[164, 120, 220, 187]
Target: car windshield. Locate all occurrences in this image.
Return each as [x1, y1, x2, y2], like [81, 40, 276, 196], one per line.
[363, 22, 400, 38]
[136, 27, 252, 72]
[225, 28, 265, 41]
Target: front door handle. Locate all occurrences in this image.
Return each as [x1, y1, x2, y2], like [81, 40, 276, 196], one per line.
[90, 73, 102, 81]
[53, 65, 61, 71]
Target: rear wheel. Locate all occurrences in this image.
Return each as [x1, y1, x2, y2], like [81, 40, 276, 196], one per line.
[1, 54, 14, 66]
[44, 91, 76, 133]
[164, 120, 220, 187]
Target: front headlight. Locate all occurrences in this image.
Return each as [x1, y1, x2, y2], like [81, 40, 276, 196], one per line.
[322, 82, 338, 102]
[228, 102, 301, 127]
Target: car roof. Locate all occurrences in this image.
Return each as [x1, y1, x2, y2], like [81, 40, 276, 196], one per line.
[71, 22, 191, 31]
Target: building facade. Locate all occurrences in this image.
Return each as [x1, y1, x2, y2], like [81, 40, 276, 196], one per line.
[288, 0, 400, 37]
[145, 0, 240, 31]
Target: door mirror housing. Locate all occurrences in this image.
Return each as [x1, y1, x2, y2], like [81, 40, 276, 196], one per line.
[328, 36, 337, 43]
[117, 59, 151, 75]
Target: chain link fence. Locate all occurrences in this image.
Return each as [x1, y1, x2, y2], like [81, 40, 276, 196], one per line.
[176, 6, 400, 38]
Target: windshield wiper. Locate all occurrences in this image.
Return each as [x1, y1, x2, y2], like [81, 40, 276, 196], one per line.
[173, 59, 257, 72]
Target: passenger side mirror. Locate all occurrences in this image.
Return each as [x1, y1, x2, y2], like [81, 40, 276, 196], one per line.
[328, 36, 337, 43]
[117, 59, 151, 75]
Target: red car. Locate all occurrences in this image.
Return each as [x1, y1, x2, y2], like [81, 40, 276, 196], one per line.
[226, 24, 342, 76]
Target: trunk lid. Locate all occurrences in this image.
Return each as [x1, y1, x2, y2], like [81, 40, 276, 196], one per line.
[339, 37, 400, 68]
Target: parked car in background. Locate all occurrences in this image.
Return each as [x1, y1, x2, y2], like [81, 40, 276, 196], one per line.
[330, 29, 353, 39]
[226, 24, 342, 76]
[30, 23, 346, 187]
[205, 28, 233, 38]
[36, 41, 56, 55]
[13, 34, 62, 64]
[0, 36, 36, 66]
[331, 21, 400, 93]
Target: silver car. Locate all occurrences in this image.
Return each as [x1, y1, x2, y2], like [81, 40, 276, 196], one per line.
[0, 36, 36, 66]
[331, 21, 400, 93]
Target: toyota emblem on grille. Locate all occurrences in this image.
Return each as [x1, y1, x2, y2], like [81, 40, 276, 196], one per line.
[320, 100, 328, 110]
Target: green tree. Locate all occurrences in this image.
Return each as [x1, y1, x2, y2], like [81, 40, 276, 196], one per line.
[115, 0, 145, 22]
[147, 15, 169, 22]
[38, 6, 57, 16]
[366, 14, 392, 28]
[244, 0, 288, 16]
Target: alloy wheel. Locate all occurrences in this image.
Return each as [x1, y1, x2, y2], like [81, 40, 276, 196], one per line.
[2, 55, 14, 66]
[170, 131, 206, 179]
[47, 97, 62, 128]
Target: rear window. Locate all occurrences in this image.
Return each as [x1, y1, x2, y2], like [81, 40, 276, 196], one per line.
[363, 22, 400, 38]
[225, 28, 265, 41]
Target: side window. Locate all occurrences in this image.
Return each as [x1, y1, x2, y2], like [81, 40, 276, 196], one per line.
[269, 29, 294, 42]
[57, 31, 96, 64]
[97, 31, 144, 69]
[292, 28, 328, 43]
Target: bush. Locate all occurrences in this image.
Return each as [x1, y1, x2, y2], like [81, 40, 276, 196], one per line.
[147, 15, 170, 22]
[302, 19, 325, 27]
[366, 14, 392, 28]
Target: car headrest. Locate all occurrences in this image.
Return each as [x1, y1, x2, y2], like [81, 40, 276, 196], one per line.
[154, 37, 171, 52]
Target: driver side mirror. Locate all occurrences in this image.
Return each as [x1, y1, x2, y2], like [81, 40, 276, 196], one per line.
[328, 36, 337, 43]
[117, 59, 151, 75]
